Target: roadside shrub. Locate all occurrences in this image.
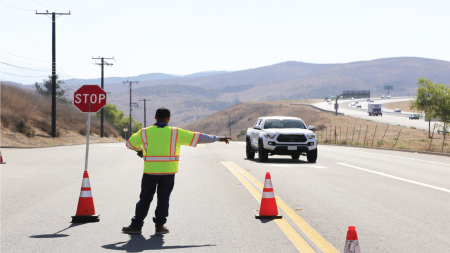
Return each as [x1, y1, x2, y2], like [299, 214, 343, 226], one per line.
[25, 128, 36, 137]
[410, 126, 416, 129]
[79, 128, 87, 136]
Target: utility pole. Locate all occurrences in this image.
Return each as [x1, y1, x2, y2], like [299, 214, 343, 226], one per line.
[36, 10, 71, 137]
[138, 99, 151, 128]
[123, 80, 139, 137]
[93, 56, 114, 137]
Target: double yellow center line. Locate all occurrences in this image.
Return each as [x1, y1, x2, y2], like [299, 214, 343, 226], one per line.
[220, 161, 338, 253]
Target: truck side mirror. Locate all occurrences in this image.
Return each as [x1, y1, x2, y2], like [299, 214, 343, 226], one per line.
[253, 125, 261, 130]
[308, 126, 315, 130]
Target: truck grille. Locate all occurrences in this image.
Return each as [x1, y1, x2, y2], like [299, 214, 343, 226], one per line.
[277, 134, 307, 142]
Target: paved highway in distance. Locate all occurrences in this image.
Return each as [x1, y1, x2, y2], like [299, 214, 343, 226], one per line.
[312, 97, 442, 131]
[1, 142, 449, 252]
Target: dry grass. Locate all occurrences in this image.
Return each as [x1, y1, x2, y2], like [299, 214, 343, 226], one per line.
[1, 83, 118, 146]
[383, 100, 422, 113]
[181, 100, 450, 154]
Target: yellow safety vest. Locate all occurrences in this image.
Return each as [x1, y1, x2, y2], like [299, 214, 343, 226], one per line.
[126, 125, 200, 174]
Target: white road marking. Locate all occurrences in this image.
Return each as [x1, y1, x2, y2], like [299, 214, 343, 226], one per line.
[336, 162, 450, 193]
[264, 164, 327, 168]
[321, 146, 450, 166]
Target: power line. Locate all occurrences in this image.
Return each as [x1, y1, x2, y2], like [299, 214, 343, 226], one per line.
[71, 16, 103, 56]
[30, 0, 68, 12]
[0, 1, 34, 11]
[0, 49, 50, 63]
[0, 62, 50, 71]
[0, 55, 50, 67]
[0, 71, 47, 77]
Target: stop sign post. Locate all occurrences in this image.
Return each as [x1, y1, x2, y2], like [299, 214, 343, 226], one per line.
[73, 85, 107, 174]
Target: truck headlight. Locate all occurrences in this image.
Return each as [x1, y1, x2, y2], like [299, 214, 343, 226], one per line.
[307, 133, 316, 139]
[264, 133, 277, 139]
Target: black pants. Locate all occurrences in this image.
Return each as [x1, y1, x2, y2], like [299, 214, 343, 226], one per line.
[131, 174, 175, 228]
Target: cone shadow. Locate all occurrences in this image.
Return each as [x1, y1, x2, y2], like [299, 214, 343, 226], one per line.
[102, 234, 215, 251]
[257, 219, 276, 224]
[30, 223, 86, 239]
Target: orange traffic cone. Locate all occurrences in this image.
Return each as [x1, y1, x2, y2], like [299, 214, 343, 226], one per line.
[344, 226, 361, 253]
[0, 151, 6, 164]
[71, 171, 99, 222]
[255, 172, 282, 219]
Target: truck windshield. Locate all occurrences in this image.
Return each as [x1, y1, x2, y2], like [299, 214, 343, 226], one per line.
[264, 119, 306, 129]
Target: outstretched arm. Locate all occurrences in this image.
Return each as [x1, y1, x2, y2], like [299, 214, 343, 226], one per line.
[198, 133, 231, 144]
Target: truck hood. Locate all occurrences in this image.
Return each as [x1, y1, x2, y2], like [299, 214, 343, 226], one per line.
[262, 129, 313, 135]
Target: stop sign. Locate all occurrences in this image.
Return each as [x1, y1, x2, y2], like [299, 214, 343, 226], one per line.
[74, 85, 107, 113]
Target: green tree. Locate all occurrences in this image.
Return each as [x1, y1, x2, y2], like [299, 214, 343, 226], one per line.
[410, 78, 440, 139]
[34, 75, 68, 101]
[96, 103, 143, 138]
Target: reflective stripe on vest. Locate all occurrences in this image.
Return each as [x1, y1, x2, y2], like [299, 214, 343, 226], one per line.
[141, 127, 148, 151]
[144, 156, 179, 162]
[190, 132, 200, 147]
[170, 127, 178, 156]
[126, 140, 137, 150]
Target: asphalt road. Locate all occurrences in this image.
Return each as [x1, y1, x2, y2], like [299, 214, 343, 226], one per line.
[1, 142, 449, 252]
[312, 98, 440, 131]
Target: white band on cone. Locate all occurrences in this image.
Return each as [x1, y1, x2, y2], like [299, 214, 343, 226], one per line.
[80, 191, 93, 197]
[264, 179, 273, 189]
[82, 178, 91, 188]
[262, 191, 275, 198]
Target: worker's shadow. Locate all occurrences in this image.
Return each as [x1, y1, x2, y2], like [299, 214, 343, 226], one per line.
[102, 234, 215, 252]
[30, 223, 85, 238]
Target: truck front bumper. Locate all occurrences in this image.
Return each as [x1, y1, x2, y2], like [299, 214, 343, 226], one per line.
[262, 138, 317, 153]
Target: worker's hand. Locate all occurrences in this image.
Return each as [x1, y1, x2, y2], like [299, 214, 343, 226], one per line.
[137, 151, 143, 158]
[219, 137, 231, 144]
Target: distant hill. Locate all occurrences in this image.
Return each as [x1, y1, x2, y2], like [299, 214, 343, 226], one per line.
[64, 71, 231, 85]
[16, 57, 450, 127]
[103, 57, 450, 126]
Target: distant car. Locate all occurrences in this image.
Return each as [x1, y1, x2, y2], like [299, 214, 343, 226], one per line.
[387, 95, 391, 99]
[355, 101, 359, 104]
[381, 95, 385, 99]
[367, 99, 370, 102]
[356, 104, 362, 108]
[394, 108, 401, 113]
[369, 99, 374, 102]
[409, 113, 419, 120]
[351, 102, 356, 106]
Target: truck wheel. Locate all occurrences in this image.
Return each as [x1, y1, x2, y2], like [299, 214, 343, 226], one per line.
[307, 148, 317, 163]
[291, 154, 300, 160]
[246, 138, 255, 159]
[258, 141, 268, 162]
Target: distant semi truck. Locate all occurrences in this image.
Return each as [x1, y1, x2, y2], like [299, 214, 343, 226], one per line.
[368, 103, 382, 116]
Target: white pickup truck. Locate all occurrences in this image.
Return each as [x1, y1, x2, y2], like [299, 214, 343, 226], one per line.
[246, 116, 317, 162]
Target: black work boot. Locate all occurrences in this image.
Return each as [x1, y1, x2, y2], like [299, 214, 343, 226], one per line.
[122, 225, 142, 234]
[155, 225, 169, 235]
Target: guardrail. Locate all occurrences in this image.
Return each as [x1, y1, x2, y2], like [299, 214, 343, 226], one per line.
[291, 104, 345, 116]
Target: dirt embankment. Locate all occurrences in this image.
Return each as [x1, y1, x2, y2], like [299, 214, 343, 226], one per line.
[1, 83, 120, 148]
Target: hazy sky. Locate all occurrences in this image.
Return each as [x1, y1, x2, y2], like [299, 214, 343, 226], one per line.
[1, 0, 450, 85]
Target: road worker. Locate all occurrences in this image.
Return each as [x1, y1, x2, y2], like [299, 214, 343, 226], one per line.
[122, 107, 230, 235]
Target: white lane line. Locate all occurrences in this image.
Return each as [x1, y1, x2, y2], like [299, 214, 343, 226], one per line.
[263, 164, 327, 168]
[336, 162, 450, 193]
[321, 146, 450, 166]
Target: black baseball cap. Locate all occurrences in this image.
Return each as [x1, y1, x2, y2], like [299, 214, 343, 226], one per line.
[155, 107, 171, 119]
